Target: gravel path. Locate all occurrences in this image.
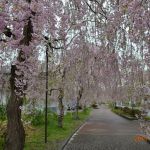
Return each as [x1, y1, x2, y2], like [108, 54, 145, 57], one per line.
[64, 106, 150, 150]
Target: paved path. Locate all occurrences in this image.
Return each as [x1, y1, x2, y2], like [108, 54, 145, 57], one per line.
[64, 106, 150, 150]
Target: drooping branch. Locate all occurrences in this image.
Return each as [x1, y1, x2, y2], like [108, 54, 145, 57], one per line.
[84, 0, 107, 19]
[49, 88, 60, 96]
[44, 36, 64, 50]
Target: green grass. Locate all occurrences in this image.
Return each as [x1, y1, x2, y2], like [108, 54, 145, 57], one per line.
[144, 116, 150, 121]
[25, 109, 91, 150]
[0, 108, 91, 150]
[0, 120, 6, 149]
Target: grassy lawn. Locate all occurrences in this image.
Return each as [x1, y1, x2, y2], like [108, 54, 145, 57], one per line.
[0, 108, 91, 150]
[144, 116, 150, 121]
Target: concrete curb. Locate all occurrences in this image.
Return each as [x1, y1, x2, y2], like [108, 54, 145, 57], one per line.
[118, 113, 138, 120]
[112, 110, 138, 120]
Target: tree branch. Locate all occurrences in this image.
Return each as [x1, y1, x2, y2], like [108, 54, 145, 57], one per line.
[84, 0, 107, 19]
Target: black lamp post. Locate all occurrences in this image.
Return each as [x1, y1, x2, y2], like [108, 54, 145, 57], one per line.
[45, 45, 48, 143]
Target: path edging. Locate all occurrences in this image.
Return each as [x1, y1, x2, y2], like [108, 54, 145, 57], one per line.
[60, 116, 91, 150]
[111, 110, 138, 120]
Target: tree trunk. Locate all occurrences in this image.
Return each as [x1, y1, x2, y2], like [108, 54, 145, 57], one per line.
[4, 5, 33, 149]
[4, 65, 25, 150]
[75, 86, 83, 120]
[58, 88, 64, 128]
[75, 98, 80, 120]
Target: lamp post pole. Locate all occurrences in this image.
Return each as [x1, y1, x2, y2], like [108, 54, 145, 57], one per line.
[45, 45, 49, 143]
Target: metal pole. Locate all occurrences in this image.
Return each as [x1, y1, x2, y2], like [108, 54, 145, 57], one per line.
[45, 46, 48, 143]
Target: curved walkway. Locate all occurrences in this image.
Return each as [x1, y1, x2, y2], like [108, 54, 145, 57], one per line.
[64, 106, 150, 150]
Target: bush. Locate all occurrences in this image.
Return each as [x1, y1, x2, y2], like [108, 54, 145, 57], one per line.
[30, 110, 57, 126]
[123, 107, 131, 113]
[123, 107, 134, 117]
[113, 106, 141, 118]
[132, 109, 141, 116]
[91, 102, 98, 109]
[144, 116, 150, 121]
[0, 105, 6, 121]
[123, 107, 141, 117]
[83, 107, 88, 114]
[31, 110, 45, 126]
[78, 105, 82, 110]
[108, 102, 116, 109]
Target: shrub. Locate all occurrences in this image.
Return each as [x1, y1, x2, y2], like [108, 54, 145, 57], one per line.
[91, 102, 98, 109]
[144, 116, 150, 121]
[132, 109, 141, 116]
[30, 110, 57, 126]
[31, 110, 45, 126]
[123, 107, 134, 117]
[123, 107, 131, 113]
[83, 107, 88, 114]
[0, 105, 6, 121]
[78, 105, 82, 110]
[115, 107, 141, 117]
[108, 103, 114, 109]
